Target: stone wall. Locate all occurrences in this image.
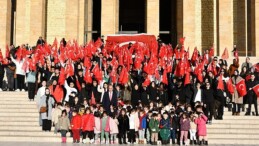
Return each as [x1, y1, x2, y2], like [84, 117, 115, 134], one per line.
[0, 0, 11, 53]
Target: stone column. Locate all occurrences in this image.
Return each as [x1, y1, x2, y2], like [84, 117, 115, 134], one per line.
[101, 0, 119, 38]
[146, 0, 159, 36]
[85, 0, 93, 42]
[218, 0, 234, 56]
[0, 0, 11, 52]
[177, 0, 202, 53]
[78, 0, 86, 44]
[256, 1, 259, 57]
[30, 0, 46, 45]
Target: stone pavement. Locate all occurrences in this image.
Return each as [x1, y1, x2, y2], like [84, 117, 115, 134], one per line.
[0, 142, 258, 146]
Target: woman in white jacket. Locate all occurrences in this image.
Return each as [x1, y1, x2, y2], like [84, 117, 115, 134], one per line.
[11, 55, 25, 91]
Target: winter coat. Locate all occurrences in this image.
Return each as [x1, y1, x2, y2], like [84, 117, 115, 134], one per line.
[118, 115, 129, 132]
[160, 118, 170, 129]
[129, 113, 139, 131]
[141, 90, 149, 106]
[57, 116, 70, 131]
[170, 115, 180, 130]
[39, 95, 55, 120]
[180, 118, 190, 131]
[81, 113, 95, 131]
[194, 114, 208, 136]
[52, 107, 63, 124]
[94, 117, 101, 133]
[232, 76, 244, 104]
[109, 118, 119, 134]
[149, 118, 159, 133]
[71, 114, 82, 130]
[139, 114, 147, 129]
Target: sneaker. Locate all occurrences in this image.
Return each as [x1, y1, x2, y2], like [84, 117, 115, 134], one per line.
[105, 141, 109, 144]
[0, 88, 2, 91]
[21, 89, 25, 92]
[15, 89, 20, 92]
[90, 139, 95, 144]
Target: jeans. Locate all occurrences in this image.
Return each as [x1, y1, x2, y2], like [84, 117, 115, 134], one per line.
[138, 129, 145, 139]
[189, 129, 197, 140]
[60, 130, 67, 137]
[170, 129, 176, 141]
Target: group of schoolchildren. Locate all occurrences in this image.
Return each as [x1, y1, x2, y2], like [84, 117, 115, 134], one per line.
[54, 101, 208, 145]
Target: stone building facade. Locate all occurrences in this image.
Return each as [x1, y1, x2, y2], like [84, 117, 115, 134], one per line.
[0, 0, 259, 57]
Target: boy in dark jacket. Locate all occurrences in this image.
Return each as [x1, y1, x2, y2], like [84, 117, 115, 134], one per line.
[117, 109, 129, 144]
[170, 111, 179, 144]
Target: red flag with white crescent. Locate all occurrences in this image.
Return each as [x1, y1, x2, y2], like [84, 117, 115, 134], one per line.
[235, 79, 247, 97]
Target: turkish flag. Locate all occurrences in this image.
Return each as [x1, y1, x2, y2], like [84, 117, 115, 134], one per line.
[90, 92, 96, 105]
[191, 47, 199, 63]
[221, 48, 229, 60]
[253, 64, 259, 73]
[253, 84, 259, 97]
[59, 68, 66, 85]
[184, 72, 191, 86]
[84, 69, 92, 84]
[245, 75, 251, 81]
[119, 67, 128, 85]
[217, 75, 224, 90]
[209, 46, 214, 57]
[227, 78, 234, 94]
[5, 45, 10, 58]
[162, 69, 168, 85]
[235, 79, 247, 97]
[142, 78, 151, 87]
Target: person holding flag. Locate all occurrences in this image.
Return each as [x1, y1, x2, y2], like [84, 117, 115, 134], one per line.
[231, 70, 245, 116]
[246, 74, 259, 116]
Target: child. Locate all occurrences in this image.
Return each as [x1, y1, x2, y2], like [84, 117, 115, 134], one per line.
[101, 111, 110, 144]
[180, 113, 190, 146]
[159, 112, 171, 145]
[189, 114, 197, 145]
[94, 112, 101, 144]
[128, 109, 139, 144]
[81, 108, 95, 144]
[138, 110, 147, 144]
[57, 110, 71, 143]
[109, 113, 119, 144]
[195, 106, 208, 145]
[118, 108, 129, 144]
[149, 113, 159, 145]
[71, 109, 82, 143]
[170, 111, 179, 145]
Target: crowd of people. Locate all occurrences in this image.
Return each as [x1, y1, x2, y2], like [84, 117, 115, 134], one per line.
[0, 35, 259, 145]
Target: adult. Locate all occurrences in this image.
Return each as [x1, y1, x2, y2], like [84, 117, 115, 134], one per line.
[11, 54, 25, 91]
[231, 70, 243, 116]
[36, 36, 45, 46]
[241, 57, 253, 72]
[27, 69, 37, 101]
[39, 88, 55, 131]
[102, 85, 117, 113]
[245, 74, 258, 116]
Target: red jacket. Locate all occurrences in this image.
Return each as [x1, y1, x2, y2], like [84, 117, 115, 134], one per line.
[81, 113, 95, 131]
[71, 114, 82, 130]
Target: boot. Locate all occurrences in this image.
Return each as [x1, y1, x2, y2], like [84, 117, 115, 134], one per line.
[193, 140, 197, 145]
[190, 140, 193, 145]
[61, 137, 65, 143]
[180, 141, 183, 146]
[204, 141, 208, 145]
[198, 140, 202, 145]
[63, 137, 67, 143]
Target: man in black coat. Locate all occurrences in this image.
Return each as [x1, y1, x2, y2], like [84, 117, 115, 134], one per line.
[102, 85, 117, 114]
[245, 74, 258, 116]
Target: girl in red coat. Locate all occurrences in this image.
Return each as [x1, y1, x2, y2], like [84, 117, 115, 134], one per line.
[195, 106, 208, 145]
[81, 108, 95, 144]
[71, 110, 82, 143]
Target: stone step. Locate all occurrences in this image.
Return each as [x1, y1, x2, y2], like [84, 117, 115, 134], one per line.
[208, 133, 259, 139]
[0, 112, 39, 117]
[212, 119, 259, 124]
[0, 101, 35, 104]
[0, 108, 38, 113]
[208, 128, 259, 134]
[0, 104, 37, 109]
[209, 138, 259, 145]
[0, 97, 29, 101]
[220, 115, 259, 119]
[0, 116, 38, 122]
[207, 123, 259, 129]
[0, 131, 60, 137]
[0, 135, 73, 142]
[0, 126, 41, 131]
[0, 121, 39, 126]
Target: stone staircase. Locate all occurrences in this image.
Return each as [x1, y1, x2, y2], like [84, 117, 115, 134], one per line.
[207, 106, 259, 145]
[1, 91, 259, 145]
[0, 92, 68, 142]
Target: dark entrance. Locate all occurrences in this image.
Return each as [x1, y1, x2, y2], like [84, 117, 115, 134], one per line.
[92, 0, 101, 41]
[119, 0, 145, 34]
[159, 0, 177, 46]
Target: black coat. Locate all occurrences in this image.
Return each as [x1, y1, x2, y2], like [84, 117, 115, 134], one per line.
[102, 91, 117, 113]
[148, 86, 158, 102]
[118, 114, 129, 132]
[202, 88, 215, 104]
[246, 80, 258, 98]
[141, 89, 149, 106]
[131, 88, 141, 107]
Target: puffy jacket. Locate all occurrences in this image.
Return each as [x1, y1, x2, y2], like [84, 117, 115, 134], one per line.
[139, 115, 147, 129]
[71, 114, 82, 130]
[82, 113, 95, 131]
[149, 118, 159, 133]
